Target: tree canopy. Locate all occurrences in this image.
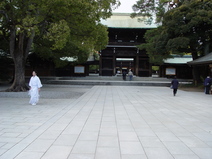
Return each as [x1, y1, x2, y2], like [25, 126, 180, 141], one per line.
[137, 26, 171, 65]
[132, 0, 212, 82]
[163, 0, 212, 58]
[132, 0, 212, 62]
[0, 0, 120, 91]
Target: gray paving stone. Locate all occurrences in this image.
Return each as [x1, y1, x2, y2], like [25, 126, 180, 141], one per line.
[0, 85, 212, 159]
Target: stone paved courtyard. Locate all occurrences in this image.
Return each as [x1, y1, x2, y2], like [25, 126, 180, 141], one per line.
[0, 85, 212, 159]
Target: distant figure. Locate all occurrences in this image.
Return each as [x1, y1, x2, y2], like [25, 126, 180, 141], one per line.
[204, 76, 211, 94]
[128, 69, 133, 81]
[29, 71, 42, 105]
[171, 76, 179, 96]
[122, 71, 127, 81]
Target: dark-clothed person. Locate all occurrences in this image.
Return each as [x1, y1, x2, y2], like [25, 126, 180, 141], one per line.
[122, 71, 127, 81]
[204, 76, 211, 94]
[171, 77, 179, 96]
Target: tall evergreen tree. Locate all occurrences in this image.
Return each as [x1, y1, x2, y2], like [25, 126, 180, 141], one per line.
[132, 0, 212, 83]
[0, 0, 120, 91]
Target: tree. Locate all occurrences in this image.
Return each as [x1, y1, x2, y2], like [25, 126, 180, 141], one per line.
[163, 0, 212, 83]
[163, 1, 212, 57]
[131, 0, 183, 24]
[137, 26, 171, 65]
[33, 23, 109, 68]
[0, 0, 120, 91]
[132, 0, 212, 83]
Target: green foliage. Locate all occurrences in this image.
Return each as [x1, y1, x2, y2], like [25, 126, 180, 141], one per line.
[89, 65, 99, 72]
[44, 20, 70, 50]
[0, 0, 119, 68]
[33, 23, 108, 68]
[166, 37, 190, 54]
[163, 0, 212, 56]
[131, 0, 192, 24]
[131, 0, 175, 24]
[152, 66, 159, 71]
[136, 0, 212, 65]
[137, 27, 171, 65]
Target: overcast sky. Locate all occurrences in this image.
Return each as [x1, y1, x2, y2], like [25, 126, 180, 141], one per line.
[113, 0, 137, 13]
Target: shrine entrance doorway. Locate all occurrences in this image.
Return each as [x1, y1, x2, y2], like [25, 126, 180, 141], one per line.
[116, 58, 134, 74]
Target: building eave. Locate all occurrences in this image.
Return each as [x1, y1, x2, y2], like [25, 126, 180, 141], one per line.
[187, 53, 212, 65]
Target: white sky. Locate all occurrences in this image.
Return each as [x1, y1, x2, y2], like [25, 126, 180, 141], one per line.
[113, 0, 138, 13]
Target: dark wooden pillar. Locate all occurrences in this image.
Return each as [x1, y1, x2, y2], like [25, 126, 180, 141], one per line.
[99, 54, 102, 76]
[149, 62, 152, 77]
[113, 54, 116, 75]
[135, 54, 139, 76]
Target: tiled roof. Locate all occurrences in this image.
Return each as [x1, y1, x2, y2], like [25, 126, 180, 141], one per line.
[187, 53, 212, 65]
[100, 13, 157, 29]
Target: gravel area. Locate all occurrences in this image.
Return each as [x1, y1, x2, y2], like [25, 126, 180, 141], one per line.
[0, 84, 92, 99]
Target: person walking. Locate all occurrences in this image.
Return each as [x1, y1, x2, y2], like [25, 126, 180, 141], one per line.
[29, 71, 42, 105]
[171, 76, 179, 96]
[128, 69, 133, 81]
[204, 76, 211, 94]
[122, 70, 127, 81]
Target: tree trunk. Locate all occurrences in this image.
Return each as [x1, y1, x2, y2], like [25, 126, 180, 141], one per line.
[192, 66, 201, 86]
[6, 55, 29, 92]
[6, 28, 35, 92]
[191, 51, 201, 85]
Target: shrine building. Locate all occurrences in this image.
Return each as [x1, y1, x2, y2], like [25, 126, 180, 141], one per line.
[99, 13, 157, 77]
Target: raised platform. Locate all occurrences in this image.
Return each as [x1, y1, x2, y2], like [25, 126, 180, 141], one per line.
[35, 75, 192, 87]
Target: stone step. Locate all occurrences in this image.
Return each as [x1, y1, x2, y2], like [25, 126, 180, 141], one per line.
[46, 80, 169, 86]
[25, 75, 192, 87]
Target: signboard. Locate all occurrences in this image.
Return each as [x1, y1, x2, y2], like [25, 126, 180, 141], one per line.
[74, 66, 85, 73]
[166, 68, 176, 75]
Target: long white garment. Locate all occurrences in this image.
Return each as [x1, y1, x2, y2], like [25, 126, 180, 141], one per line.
[29, 76, 42, 105]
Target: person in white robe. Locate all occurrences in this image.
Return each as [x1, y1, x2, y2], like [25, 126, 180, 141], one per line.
[29, 71, 42, 105]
